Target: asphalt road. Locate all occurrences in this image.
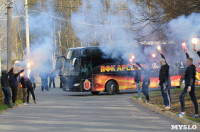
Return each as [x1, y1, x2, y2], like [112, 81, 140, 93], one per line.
[0, 88, 184, 132]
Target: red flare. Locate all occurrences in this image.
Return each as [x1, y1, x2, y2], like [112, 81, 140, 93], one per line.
[157, 46, 161, 51]
[131, 55, 135, 60]
[192, 38, 199, 45]
[152, 53, 156, 58]
[20, 73, 24, 77]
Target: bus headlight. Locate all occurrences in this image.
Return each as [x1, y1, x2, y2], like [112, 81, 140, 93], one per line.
[74, 83, 80, 87]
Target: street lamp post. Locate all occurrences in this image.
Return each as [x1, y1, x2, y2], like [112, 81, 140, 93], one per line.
[7, 0, 13, 71]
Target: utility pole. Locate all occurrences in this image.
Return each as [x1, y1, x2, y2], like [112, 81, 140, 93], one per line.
[70, 0, 75, 48]
[52, 21, 56, 69]
[7, 0, 13, 70]
[25, 0, 31, 77]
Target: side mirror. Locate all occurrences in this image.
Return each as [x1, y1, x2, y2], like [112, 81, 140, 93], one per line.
[72, 58, 77, 66]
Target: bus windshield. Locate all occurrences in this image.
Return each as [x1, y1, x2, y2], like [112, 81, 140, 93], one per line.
[64, 49, 81, 76]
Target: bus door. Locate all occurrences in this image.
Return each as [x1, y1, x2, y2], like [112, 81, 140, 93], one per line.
[80, 51, 93, 92]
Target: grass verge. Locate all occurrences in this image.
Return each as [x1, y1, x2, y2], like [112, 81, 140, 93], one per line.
[0, 100, 23, 113]
[133, 87, 200, 123]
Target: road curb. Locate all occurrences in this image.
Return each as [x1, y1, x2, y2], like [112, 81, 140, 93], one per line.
[131, 97, 200, 130]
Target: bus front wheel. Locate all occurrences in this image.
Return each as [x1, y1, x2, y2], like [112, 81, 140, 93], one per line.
[91, 91, 100, 95]
[106, 80, 119, 95]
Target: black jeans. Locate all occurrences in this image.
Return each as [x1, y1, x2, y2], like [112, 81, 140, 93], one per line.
[11, 86, 17, 103]
[32, 83, 36, 89]
[142, 82, 150, 101]
[179, 85, 198, 114]
[27, 86, 36, 103]
[2, 86, 11, 105]
[49, 79, 55, 88]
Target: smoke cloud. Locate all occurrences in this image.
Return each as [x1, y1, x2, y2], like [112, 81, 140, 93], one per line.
[165, 13, 200, 59]
[71, 0, 146, 61]
[21, 0, 56, 74]
[71, 0, 200, 66]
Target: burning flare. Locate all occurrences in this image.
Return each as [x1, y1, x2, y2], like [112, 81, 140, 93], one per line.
[191, 38, 199, 45]
[182, 42, 187, 51]
[27, 61, 34, 68]
[152, 53, 156, 58]
[27, 63, 31, 67]
[157, 46, 161, 52]
[20, 73, 24, 77]
[131, 55, 135, 60]
[182, 42, 186, 47]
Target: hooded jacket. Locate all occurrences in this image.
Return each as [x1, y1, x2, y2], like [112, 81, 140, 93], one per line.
[185, 64, 196, 87]
[133, 66, 141, 83]
[159, 53, 169, 85]
[185, 53, 196, 87]
[9, 69, 24, 88]
[159, 64, 169, 85]
[136, 63, 150, 83]
[1, 68, 13, 87]
[20, 77, 27, 88]
[20, 77, 33, 89]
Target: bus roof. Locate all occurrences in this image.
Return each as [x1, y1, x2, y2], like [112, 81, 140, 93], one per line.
[68, 46, 102, 50]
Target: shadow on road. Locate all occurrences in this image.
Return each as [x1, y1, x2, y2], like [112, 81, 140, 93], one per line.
[66, 88, 159, 97]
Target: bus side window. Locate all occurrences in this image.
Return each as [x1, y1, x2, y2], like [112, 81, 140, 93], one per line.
[88, 61, 92, 72]
[81, 63, 89, 77]
[198, 61, 200, 69]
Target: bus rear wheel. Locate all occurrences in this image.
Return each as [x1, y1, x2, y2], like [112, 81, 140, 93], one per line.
[91, 91, 100, 95]
[106, 80, 119, 95]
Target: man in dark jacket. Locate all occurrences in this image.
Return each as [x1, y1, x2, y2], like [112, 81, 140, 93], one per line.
[9, 68, 24, 106]
[26, 77, 36, 104]
[20, 76, 36, 104]
[20, 75, 28, 105]
[29, 71, 36, 89]
[1, 68, 13, 108]
[160, 53, 172, 92]
[39, 72, 49, 91]
[159, 53, 170, 111]
[133, 65, 142, 99]
[177, 50, 199, 118]
[49, 69, 56, 88]
[136, 62, 150, 103]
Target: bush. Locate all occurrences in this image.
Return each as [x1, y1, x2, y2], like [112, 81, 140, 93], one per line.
[0, 86, 23, 105]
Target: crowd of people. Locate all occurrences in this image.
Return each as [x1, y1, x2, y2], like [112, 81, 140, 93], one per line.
[132, 47, 199, 118]
[1, 67, 63, 107]
[39, 69, 63, 91]
[1, 67, 25, 107]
